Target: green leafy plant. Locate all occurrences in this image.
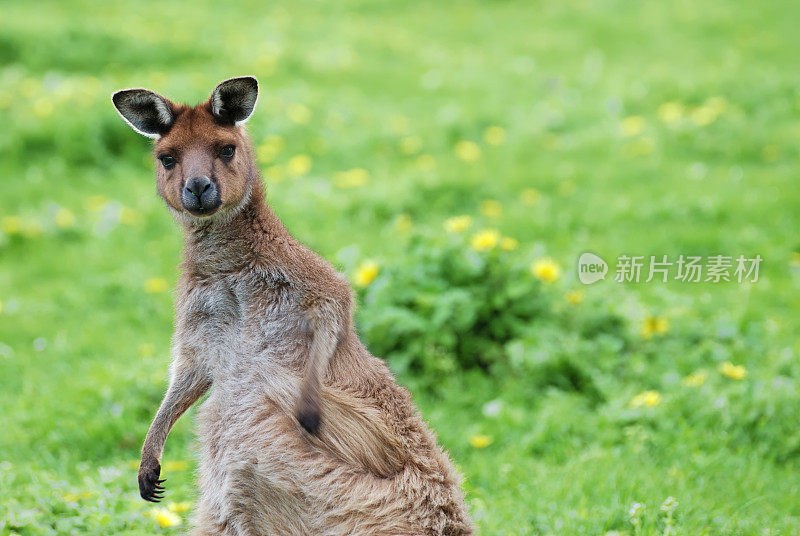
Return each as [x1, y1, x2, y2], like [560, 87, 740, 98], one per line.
[356, 228, 629, 392]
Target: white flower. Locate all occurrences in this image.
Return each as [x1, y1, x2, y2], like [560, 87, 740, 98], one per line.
[628, 501, 645, 525]
[482, 400, 502, 417]
[660, 496, 679, 513]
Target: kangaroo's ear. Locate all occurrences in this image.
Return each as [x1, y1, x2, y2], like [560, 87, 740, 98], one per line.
[210, 76, 258, 125]
[112, 89, 175, 139]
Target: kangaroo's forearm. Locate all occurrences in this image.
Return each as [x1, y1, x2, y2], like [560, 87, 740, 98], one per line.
[138, 348, 210, 502]
[305, 326, 338, 390]
[296, 301, 344, 433]
[142, 368, 211, 459]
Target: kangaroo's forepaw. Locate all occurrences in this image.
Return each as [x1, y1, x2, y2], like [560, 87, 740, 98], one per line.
[138, 459, 165, 502]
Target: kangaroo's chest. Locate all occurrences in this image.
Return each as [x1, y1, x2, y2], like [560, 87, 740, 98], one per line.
[175, 273, 310, 378]
[176, 279, 243, 368]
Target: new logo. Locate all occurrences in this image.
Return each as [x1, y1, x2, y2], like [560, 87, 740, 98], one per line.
[578, 252, 608, 284]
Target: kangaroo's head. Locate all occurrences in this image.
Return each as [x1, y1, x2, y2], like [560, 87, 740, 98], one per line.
[112, 77, 259, 224]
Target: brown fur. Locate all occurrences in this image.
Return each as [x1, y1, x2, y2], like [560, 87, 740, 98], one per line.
[115, 78, 474, 535]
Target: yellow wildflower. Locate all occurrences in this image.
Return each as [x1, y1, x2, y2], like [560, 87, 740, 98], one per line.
[266, 134, 286, 149]
[683, 370, 707, 387]
[389, 114, 410, 135]
[470, 229, 500, 251]
[287, 103, 311, 125]
[0, 300, 3, 314]
[168, 501, 192, 513]
[543, 134, 562, 151]
[54, 208, 75, 228]
[565, 290, 585, 305]
[500, 237, 518, 251]
[790, 252, 800, 267]
[454, 140, 482, 162]
[718, 361, 746, 380]
[689, 99, 725, 127]
[333, 168, 370, 189]
[630, 390, 661, 408]
[163, 460, 189, 471]
[416, 154, 436, 171]
[690, 107, 716, 126]
[622, 137, 656, 158]
[657, 102, 683, 124]
[399, 136, 422, 155]
[144, 278, 169, 294]
[641, 316, 669, 339]
[469, 434, 493, 448]
[21, 221, 42, 238]
[354, 260, 380, 287]
[394, 213, 412, 232]
[254, 52, 278, 75]
[33, 98, 54, 118]
[20, 77, 40, 98]
[483, 126, 506, 146]
[620, 115, 645, 137]
[287, 155, 312, 177]
[705, 96, 728, 115]
[558, 180, 577, 197]
[85, 195, 108, 212]
[530, 258, 561, 283]
[2, 216, 20, 235]
[61, 491, 94, 502]
[479, 200, 502, 219]
[82, 77, 101, 98]
[119, 207, 142, 226]
[138, 343, 155, 358]
[264, 165, 285, 183]
[443, 215, 472, 234]
[257, 135, 285, 163]
[149, 72, 168, 88]
[520, 188, 541, 206]
[762, 145, 780, 162]
[152, 507, 182, 528]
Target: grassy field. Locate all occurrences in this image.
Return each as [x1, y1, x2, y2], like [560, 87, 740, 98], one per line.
[2, 0, 800, 534]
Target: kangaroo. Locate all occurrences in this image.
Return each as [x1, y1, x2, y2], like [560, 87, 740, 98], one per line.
[111, 77, 474, 535]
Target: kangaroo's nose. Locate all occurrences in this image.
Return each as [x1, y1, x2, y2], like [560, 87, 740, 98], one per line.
[185, 176, 212, 199]
[181, 176, 221, 215]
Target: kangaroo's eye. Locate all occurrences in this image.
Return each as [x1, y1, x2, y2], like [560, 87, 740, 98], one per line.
[159, 155, 176, 169]
[219, 145, 235, 160]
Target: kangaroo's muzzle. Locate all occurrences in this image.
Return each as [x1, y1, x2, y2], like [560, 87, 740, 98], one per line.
[182, 176, 222, 215]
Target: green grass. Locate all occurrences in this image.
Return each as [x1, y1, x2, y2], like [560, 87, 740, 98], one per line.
[2, 0, 800, 534]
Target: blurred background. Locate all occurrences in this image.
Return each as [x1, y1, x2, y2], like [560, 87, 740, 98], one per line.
[1, 0, 799, 534]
